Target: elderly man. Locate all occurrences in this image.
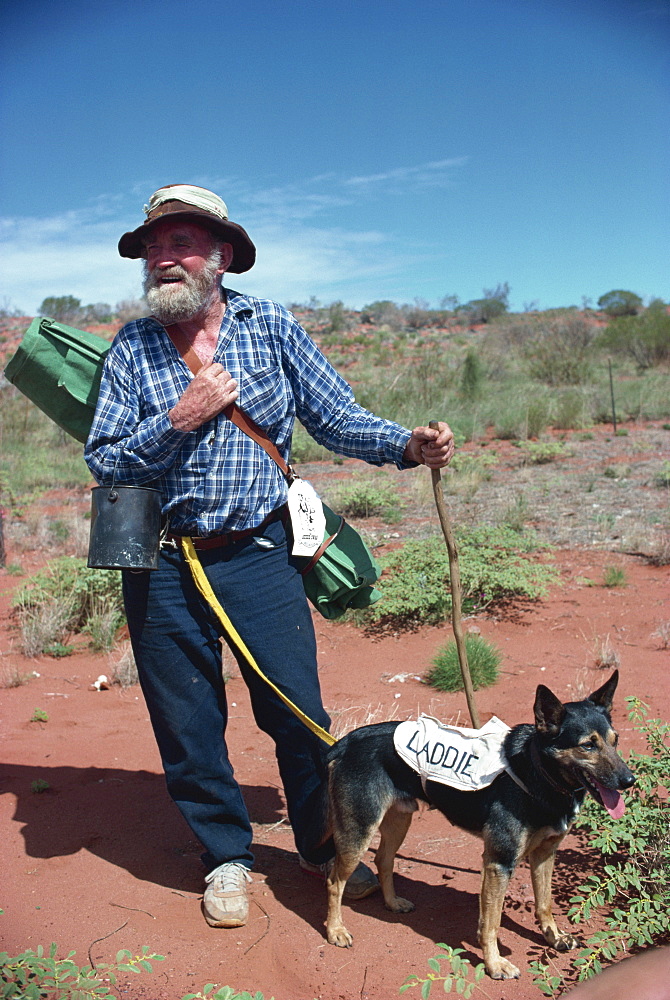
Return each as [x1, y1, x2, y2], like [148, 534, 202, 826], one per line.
[85, 184, 454, 929]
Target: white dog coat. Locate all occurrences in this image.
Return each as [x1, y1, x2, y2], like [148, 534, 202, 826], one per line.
[394, 714, 512, 791]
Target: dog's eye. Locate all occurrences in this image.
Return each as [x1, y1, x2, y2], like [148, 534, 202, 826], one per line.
[579, 741, 595, 751]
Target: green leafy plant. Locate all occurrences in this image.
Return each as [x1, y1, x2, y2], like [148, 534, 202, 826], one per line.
[30, 707, 49, 723]
[44, 641, 76, 658]
[331, 476, 403, 521]
[426, 635, 502, 693]
[518, 440, 568, 464]
[13, 558, 124, 655]
[554, 699, 670, 988]
[365, 526, 556, 628]
[0, 942, 271, 1000]
[182, 989, 269, 1000]
[0, 943, 164, 999]
[31, 778, 50, 793]
[400, 944, 489, 998]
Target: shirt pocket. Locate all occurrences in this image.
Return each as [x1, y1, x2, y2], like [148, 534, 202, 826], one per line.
[238, 365, 289, 429]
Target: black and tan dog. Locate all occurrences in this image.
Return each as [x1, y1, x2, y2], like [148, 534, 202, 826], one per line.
[317, 671, 635, 979]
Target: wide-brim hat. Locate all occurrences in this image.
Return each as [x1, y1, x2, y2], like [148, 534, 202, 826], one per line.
[118, 184, 256, 273]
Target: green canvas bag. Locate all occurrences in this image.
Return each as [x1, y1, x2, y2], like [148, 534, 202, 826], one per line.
[4, 317, 110, 443]
[298, 502, 382, 620]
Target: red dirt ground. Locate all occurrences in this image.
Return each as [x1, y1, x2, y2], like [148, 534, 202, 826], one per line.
[2, 532, 669, 998]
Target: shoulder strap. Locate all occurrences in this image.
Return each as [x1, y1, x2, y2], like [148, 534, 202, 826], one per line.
[164, 322, 292, 480]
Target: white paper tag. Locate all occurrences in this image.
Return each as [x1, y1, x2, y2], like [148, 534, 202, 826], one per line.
[394, 714, 511, 791]
[287, 478, 327, 557]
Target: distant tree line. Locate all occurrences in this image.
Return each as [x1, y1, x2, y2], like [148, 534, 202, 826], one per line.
[36, 295, 147, 325]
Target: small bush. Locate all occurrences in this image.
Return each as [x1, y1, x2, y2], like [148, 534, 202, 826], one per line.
[0, 943, 164, 999]
[109, 642, 140, 688]
[519, 440, 568, 464]
[602, 566, 626, 588]
[566, 699, 670, 982]
[84, 597, 124, 652]
[500, 493, 530, 532]
[598, 299, 670, 368]
[459, 348, 485, 399]
[426, 635, 502, 692]
[365, 526, 556, 628]
[525, 316, 597, 385]
[653, 461, 670, 488]
[31, 779, 50, 793]
[14, 557, 124, 627]
[331, 476, 402, 521]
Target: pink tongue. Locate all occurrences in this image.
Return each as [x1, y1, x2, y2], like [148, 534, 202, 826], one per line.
[594, 780, 625, 819]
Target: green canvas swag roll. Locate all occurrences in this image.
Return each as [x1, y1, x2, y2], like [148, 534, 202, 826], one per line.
[4, 317, 111, 443]
[298, 502, 382, 620]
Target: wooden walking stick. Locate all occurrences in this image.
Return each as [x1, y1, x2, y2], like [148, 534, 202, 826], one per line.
[428, 421, 481, 729]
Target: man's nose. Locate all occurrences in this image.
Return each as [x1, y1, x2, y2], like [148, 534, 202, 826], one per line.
[147, 246, 178, 269]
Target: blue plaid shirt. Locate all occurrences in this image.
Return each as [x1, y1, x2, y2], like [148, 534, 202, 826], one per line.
[84, 290, 413, 536]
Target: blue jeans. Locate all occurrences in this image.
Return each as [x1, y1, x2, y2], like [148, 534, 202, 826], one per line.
[122, 517, 332, 872]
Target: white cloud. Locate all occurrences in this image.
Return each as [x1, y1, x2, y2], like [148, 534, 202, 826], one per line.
[0, 159, 466, 312]
[344, 157, 469, 188]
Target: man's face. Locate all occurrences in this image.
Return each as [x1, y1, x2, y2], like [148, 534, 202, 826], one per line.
[142, 221, 232, 324]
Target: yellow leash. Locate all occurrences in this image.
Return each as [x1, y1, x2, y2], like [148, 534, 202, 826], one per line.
[180, 537, 335, 747]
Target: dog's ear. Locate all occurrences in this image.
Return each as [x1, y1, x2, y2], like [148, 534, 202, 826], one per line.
[588, 669, 618, 713]
[534, 684, 566, 736]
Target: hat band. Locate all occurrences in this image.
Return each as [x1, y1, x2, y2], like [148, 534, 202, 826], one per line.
[145, 200, 227, 224]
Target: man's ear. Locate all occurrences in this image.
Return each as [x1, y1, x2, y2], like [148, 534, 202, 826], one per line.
[534, 684, 566, 736]
[218, 242, 234, 273]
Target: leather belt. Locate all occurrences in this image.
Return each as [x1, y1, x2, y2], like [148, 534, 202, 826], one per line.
[167, 507, 287, 551]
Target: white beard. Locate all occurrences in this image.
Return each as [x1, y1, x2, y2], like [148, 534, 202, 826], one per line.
[143, 250, 221, 324]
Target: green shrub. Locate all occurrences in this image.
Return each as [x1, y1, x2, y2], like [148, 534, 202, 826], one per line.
[598, 299, 670, 369]
[0, 942, 270, 999]
[564, 699, 670, 982]
[14, 558, 123, 630]
[525, 316, 597, 385]
[519, 440, 568, 464]
[14, 558, 125, 654]
[331, 476, 402, 521]
[400, 944, 486, 997]
[365, 526, 556, 628]
[426, 635, 502, 692]
[459, 348, 485, 399]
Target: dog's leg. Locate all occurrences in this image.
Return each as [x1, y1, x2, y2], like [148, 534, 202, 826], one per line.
[478, 851, 520, 980]
[325, 848, 362, 948]
[376, 804, 415, 913]
[529, 836, 578, 952]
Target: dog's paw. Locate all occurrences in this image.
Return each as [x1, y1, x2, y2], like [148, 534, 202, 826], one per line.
[385, 896, 415, 914]
[327, 925, 353, 948]
[554, 931, 579, 953]
[487, 958, 520, 980]
[543, 926, 579, 952]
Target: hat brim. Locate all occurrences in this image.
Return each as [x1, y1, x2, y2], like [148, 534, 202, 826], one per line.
[118, 211, 256, 273]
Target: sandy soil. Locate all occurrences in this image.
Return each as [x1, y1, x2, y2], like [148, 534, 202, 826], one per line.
[1, 424, 669, 1000]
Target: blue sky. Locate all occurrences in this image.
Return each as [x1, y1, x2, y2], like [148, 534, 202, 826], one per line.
[1, 0, 668, 315]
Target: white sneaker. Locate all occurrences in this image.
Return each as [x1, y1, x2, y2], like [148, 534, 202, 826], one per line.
[202, 862, 252, 927]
